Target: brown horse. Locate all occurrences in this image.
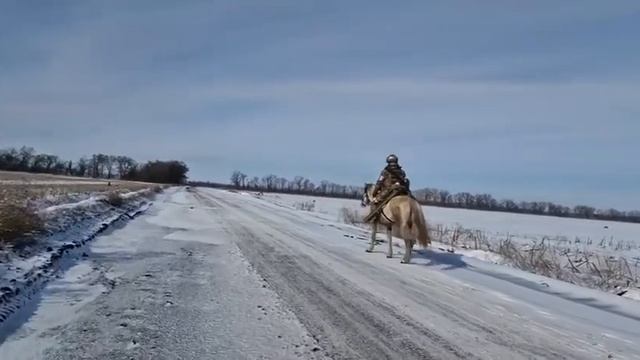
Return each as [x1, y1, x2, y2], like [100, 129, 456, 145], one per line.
[361, 183, 431, 263]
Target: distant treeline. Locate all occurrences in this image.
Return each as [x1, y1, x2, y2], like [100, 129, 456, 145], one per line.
[202, 170, 640, 224]
[0, 146, 189, 184]
[191, 171, 363, 199]
[417, 188, 640, 223]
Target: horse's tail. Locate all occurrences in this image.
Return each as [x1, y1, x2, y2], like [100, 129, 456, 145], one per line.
[412, 200, 431, 247]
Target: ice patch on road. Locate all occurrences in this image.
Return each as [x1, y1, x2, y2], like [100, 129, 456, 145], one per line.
[145, 191, 230, 245]
[163, 228, 227, 244]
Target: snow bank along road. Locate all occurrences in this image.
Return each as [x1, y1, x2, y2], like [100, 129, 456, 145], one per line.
[1, 187, 639, 359]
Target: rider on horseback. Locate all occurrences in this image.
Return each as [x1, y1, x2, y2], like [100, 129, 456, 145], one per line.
[370, 154, 411, 205]
[363, 155, 430, 262]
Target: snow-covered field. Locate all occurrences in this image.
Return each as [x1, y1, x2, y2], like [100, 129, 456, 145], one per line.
[256, 192, 640, 297]
[258, 192, 640, 253]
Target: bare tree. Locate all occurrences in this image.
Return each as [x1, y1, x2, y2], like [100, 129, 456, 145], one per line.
[91, 154, 109, 178]
[277, 177, 288, 190]
[453, 192, 474, 208]
[89, 155, 97, 177]
[104, 155, 118, 179]
[115, 156, 137, 179]
[298, 178, 315, 193]
[438, 190, 451, 205]
[293, 176, 305, 191]
[475, 193, 497, 210]
[500, 199, 519, 212]
[31, 154, 48, 172]
[422, 188, 438, 203]
[260, 174, 278, 190]
[0, 148, 20, 170]
[230, 171, 242, 187]
[75, 157, 89, 177]
[319, 180, 330, 194]
[43, 154, 59, 173]
[18, 146, 35, 171]
[574, 205, 596, 219]
[52, 159, 67, 174]
[250, 176, 260, 189]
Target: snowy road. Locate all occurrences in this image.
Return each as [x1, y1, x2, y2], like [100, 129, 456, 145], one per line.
[1, 187, 639, 359]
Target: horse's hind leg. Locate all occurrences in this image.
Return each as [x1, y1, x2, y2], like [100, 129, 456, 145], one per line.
[386, 226, 393, 258]
[401, 239, 414, 264]
[366, 222, 377, 253]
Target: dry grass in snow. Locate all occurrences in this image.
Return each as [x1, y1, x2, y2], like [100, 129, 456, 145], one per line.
[0, 171, 157, 247]
[431, 224, 640, 293]
[339, 207, 364, 225]
[0, 203, 44, 245]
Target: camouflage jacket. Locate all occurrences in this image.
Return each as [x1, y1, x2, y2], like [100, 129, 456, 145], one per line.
[372, 164, 409, 198]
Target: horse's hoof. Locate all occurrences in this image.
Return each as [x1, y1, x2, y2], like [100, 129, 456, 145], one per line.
[365, 249, 372, 253]
[386, 255, 392, 258]
[401, 259, 409, 264]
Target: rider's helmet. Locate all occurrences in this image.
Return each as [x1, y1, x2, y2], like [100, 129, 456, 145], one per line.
[386, 154, 398, 164]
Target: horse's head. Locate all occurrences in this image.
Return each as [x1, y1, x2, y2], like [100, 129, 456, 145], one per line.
[361, 183, 373, 207]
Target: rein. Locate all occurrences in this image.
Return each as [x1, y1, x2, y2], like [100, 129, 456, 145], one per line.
[380, 208, 394, 224]
[363, 183, 394, 224]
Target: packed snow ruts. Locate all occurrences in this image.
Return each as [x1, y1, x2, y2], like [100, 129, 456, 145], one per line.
[198, 189, 640, 359]
[0, 196, 153, 333]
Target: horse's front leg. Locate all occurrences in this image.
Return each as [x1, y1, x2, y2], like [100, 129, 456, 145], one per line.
[386, 226, 393, 258]
[366, 222, 377, 253]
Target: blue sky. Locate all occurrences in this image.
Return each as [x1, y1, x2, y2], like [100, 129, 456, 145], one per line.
[1, 1, 639, 209]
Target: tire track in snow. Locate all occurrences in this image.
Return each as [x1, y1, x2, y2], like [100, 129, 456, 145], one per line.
[232, 195, 573, 359]
[198, 191, 477, 360]
[200, 189, 602, 360]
